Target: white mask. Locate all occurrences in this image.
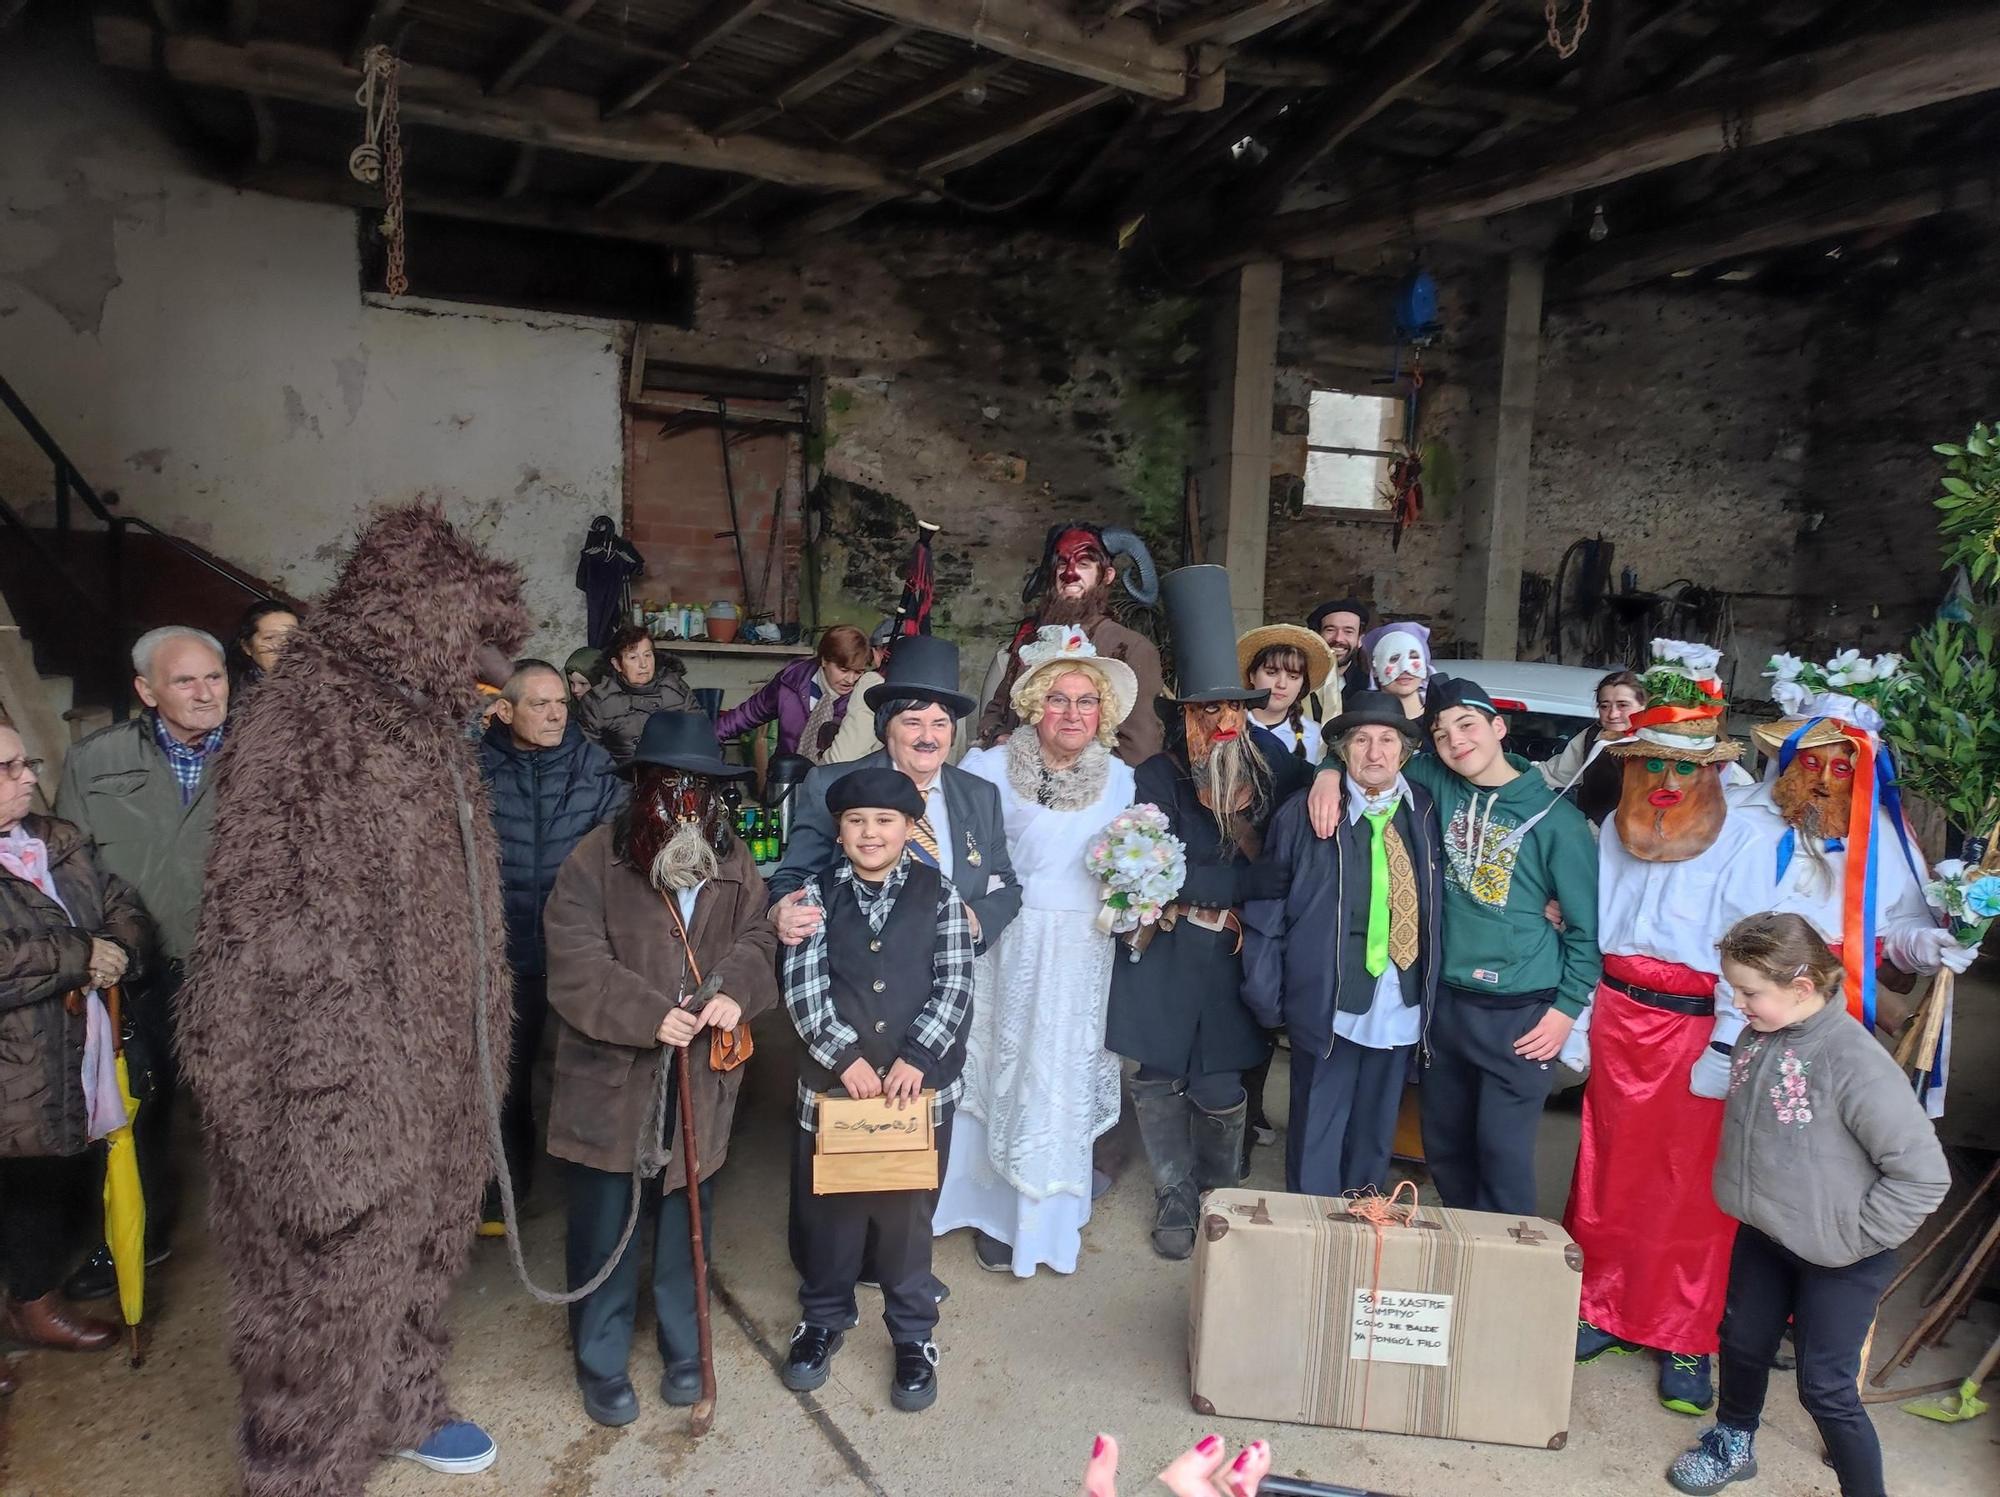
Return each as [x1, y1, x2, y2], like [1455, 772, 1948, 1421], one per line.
[1373, 629, 1428, 687]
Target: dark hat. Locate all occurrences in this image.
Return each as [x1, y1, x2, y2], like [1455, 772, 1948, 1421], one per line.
[1161, 565, 1267, 706]
[619, 709, 752, 779]
[1422, 673, 1501, 729]
[1326, 691, 1423, 742]
[826, 766, 925, 820]
[1307, 597, 1371, 634]
[861, 632, 974, 718]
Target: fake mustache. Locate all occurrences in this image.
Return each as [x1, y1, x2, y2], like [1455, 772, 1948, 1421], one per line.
[911, 739, 944, 753]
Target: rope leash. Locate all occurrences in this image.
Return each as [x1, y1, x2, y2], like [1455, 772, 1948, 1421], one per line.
[1345, 1181, 1422, 1431]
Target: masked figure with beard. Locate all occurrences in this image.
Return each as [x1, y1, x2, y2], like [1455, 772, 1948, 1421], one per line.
[1561, 643, 1780, 1417]
[1103, 567, 1308, 1260]
[182, 504, 527, 1494]
[543, 710, 778, 1428]
[977, 523, 1164, 766]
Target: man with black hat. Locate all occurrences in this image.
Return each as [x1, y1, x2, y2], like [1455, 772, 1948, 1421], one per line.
[779, 765, 975, 1414]
[1242, 691, 1443, 1197]
[542, 710, 779, 1427]
[1307, 597, 1372, 716]
[1104, 566, 1310, 1260]
[768, 633, 1019, 956]
[976, 522, 1164, 766]
[1307, 674, 1600, 1218]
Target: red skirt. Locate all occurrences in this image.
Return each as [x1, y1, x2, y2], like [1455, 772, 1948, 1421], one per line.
[1562, 953, 1736, 1355]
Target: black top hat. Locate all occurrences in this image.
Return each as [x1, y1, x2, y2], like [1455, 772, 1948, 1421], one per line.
[619, 710, 753, 779]
[1161, 565, 1268, 706]
[1326, 691, 1423, 742]
[827, 766, 926, 820]
[861, 632, 975, 718]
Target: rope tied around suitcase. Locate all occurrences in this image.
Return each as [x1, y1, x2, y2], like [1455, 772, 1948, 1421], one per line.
[1345, 1182, 1423, 1431]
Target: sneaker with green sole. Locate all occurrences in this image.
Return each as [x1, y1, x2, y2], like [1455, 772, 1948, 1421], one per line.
[1575, 1317, 1639, 1363]
[1659, 1352, 1715, 1415]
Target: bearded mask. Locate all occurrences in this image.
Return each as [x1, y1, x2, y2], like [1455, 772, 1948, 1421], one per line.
[1614, 755, 1727, 862]
[1039, 529, 1113, 627]
[628, 766, 729, 890]
[1772, 742, 1858, 838]
[1184, 701, 1246, 769]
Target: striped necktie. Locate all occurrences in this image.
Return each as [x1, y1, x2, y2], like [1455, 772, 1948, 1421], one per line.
[910, 812, 943, 870]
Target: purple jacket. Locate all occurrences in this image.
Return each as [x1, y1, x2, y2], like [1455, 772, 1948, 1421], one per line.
[716, 655, 848, 756]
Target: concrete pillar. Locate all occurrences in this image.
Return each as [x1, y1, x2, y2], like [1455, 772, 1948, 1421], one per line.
[1198, 259, 1282, 632]
[1457, 252, 1544, 660]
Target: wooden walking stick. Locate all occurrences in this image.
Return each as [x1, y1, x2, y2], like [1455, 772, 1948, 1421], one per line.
[673, 1035, 716, 1437]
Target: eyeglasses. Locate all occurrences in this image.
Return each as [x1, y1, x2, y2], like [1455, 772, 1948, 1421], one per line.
[0, 757, 45, 781]
[1044, 693, 1101, 715]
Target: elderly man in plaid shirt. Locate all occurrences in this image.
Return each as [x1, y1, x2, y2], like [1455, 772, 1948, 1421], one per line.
[780, 766, 974, 1415]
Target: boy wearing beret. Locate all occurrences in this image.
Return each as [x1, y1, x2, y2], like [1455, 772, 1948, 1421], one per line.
[780, 767, 975, 1412]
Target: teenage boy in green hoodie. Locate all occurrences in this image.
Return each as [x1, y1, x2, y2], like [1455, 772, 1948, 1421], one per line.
[1308, 673, 1599, 1216]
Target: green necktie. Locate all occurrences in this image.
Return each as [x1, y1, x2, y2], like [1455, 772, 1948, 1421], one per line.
[1364, 807, 1393, 978]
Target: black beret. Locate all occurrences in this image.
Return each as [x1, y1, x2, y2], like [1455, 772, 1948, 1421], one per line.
[1307, 597, 1371, 632]
[826, 766, 925, 820]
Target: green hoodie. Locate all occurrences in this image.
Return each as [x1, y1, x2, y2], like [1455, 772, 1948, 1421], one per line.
[1398, 751, 1600, 1016]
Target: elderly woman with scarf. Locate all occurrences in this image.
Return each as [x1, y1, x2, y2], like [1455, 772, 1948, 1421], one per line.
[934, 627, 1137, 1278]
[1104, 569, 1309, 1260]
[716, 624, 872, 762]
[0, 717, 151, 1362]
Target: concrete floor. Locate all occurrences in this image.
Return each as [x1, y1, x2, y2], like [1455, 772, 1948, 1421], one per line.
[5, 1015, 1999, 1497]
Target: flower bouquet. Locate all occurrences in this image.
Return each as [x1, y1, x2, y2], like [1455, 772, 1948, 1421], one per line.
[1086, 804, 1187, 952]
[1925, 859, 2000, 948]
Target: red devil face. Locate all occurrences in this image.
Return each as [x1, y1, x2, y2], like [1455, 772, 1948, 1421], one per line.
[1614, 755, 1726, 862]
[628, 766, 727, 869]
[1054, 529, 1107, 600]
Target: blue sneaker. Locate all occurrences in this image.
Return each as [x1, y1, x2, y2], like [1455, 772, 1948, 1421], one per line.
[1575, 1318, 1638, 1363]
[1668, 1423, 1756, 1494]
[397, 1420, 497, 1475]
[1659, 1352, 1715, 1415]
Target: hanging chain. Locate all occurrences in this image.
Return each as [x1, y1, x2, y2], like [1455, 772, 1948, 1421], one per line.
[351, 45, 409, 297]
[1545, 0, 1592, 60]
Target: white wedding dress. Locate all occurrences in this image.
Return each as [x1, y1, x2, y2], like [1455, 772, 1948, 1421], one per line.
[934, 745, 1134, 1275]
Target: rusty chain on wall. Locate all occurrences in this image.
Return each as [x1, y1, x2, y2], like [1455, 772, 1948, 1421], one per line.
[1545, 0, 1592, 60]
[350, 44, 409, 297]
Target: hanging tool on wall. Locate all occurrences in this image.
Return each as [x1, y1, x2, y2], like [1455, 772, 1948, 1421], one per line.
[1379, 268, 1441, 551]
[350, 46, 408, 297]
[713, 398, 755, 618]
[891, 521, 941, 638]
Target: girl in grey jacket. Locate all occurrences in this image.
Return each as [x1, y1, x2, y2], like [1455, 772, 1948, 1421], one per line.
[1669, 913, 1949, 1497]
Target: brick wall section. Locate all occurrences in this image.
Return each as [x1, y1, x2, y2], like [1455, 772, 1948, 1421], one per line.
[625, 423, 797, 617]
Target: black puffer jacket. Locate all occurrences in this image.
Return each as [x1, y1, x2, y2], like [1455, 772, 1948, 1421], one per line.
[1, 814, 152, 1158]
[478, 720, 627, 976]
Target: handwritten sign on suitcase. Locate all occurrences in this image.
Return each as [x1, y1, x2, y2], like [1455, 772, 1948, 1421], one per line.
[812, 1092, 939, 1194]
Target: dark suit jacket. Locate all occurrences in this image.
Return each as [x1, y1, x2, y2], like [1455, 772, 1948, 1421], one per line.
[765, 748, 1022, 952]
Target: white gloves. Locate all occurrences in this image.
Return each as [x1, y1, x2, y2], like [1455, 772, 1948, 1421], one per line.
[1688, 1044, 1734, 1100]
[1882, 925, 1979, 977]
[1558, 1002, 1592, 1074]
[1689, 996, 1746, 1099]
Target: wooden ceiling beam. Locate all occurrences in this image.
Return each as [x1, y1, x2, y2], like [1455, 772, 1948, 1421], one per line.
[712, 21, 913, 137]
[345, 0, 407, 67]
[1252, 8, 2000, 264]
[1239, 0, 1501, 208]
[490, 0, 598, 96]
[1159, 1, 1332, 50]
[95, 17, 909, 194]
[225, 0, 259, 44]
[684, 179, 762, 223]
[501, 143, 538, 198]
[1231, 53, 1579, 123]
[1560, 161, 1999, 297]
[593, 161, 658, 208]
[837, 59, 1007, 145]
[233, 163, 762, 255]
[603, 0, 780, 118]
[912, 81, 1118, 177]
[842, 0, 1200, 104]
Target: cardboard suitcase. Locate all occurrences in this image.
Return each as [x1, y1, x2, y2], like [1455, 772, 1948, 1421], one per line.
[1190, 1188, 1582, 1450]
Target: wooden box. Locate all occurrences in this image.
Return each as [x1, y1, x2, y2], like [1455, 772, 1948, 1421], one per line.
[812, 1091, 939, 1194]
[1190, 1188, 1582, 1450]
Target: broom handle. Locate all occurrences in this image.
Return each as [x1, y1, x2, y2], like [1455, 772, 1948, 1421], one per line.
[662, 894, 718, 1435]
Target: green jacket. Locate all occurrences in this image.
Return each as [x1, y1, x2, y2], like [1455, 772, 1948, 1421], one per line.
[1399, 751, 1601, 1017]
[55, 715, 218, 965]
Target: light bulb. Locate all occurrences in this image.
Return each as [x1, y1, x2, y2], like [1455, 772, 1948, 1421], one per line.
[962, 81, 988, 106]
[1588, 202, 1609, 243]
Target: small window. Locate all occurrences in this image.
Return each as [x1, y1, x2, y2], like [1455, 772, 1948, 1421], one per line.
[1303, 389, 1405, 511]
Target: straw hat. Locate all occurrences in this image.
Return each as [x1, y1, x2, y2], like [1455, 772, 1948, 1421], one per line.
[1749, 715, 1853, 759]
[1604, 638, 1743, 764]
[1010, 624, 1137, 728]
[1235, 624, 1334, 692]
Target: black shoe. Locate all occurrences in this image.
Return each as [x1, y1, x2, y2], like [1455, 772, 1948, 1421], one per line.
[781, 1323, 844, 1392]
[660, 1360, 703, 1407]
[890, 1340, 939, 1412]
[972, 1231, 1012, 1274]
[62, 1242, 168, 1303]
[578, 1372, 639, 1428]
[1150, 1185, 1198, 1261]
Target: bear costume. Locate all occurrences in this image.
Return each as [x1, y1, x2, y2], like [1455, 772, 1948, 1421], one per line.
[180, 504, 528, 1496]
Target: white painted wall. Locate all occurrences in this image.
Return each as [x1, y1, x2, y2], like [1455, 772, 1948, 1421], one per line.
[0, 36, 624, 657]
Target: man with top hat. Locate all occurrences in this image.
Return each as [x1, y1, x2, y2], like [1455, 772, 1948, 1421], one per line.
[542, 710, 778, 1427]
[1561, 642, 1783, 1416]
[768, 633, 1020, 955]
[1242, 690, 1442, 1197]
[976, 521, 1164, 767]
[1105, 565, 1310, 1260]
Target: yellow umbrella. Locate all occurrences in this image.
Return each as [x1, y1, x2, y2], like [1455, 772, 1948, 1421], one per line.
[102, 984, 146, 1366]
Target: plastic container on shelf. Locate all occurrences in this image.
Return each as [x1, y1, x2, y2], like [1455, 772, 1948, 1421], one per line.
[706, 600, 740, 644]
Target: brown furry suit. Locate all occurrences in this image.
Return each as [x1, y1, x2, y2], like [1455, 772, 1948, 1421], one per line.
[180, 505, 529, 1497]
